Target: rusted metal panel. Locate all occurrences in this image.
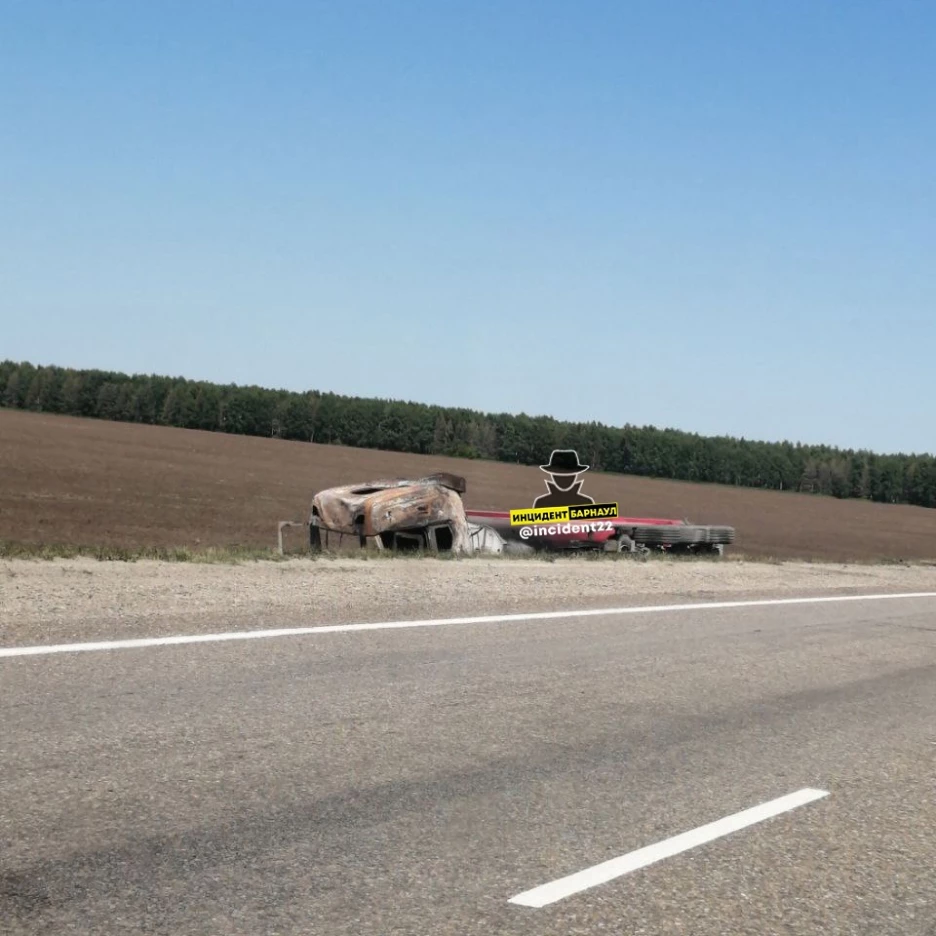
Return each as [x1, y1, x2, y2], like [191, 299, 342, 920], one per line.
[309, 474, 472, 553]
[357, 484, 463, 536]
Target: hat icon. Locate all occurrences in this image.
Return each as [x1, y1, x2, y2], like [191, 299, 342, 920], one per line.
[539, 449, 589, 474]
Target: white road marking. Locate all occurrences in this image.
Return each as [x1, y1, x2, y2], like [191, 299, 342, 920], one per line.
[508, 787, 830, 908]
[1, 591, 934, 660]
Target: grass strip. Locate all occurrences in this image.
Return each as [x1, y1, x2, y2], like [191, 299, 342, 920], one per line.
[1, 541, 927, 567]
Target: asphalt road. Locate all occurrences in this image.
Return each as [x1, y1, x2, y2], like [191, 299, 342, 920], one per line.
[2, 594, 935, 935]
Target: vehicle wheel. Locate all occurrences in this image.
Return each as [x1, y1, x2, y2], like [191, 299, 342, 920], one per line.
[700, 543, 725, 556]
[701, 526, 735, 545]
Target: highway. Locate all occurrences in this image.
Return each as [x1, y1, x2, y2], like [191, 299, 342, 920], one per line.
[2, 593, 935, 935]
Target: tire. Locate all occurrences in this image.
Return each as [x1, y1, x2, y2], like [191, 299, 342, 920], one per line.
[637, 525, 699, 546]
[702, 526, 735, 545]
[689, 542, 724, 557]
[633, 527, 672, 545]
[638, 525, 734, 547]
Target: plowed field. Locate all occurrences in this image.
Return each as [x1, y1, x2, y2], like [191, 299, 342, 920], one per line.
[2, 408, 935, 561]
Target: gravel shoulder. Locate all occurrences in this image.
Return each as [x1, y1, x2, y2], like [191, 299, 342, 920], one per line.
[3, 555, 936, 647]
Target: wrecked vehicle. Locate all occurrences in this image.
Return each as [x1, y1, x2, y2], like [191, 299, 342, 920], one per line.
[308, 472, 476, 554]
[465, 509, 734, 555]
[306, 473, 734, 558]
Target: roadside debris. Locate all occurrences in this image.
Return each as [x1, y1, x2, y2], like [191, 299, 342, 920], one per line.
[303, 473, 735, 557]
[308, 473, 475, 554]
[466, 510, 735, 556]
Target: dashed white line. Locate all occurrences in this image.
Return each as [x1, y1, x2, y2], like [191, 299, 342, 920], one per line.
[508, 787, 830, 908]
[1, 591, 934, 659]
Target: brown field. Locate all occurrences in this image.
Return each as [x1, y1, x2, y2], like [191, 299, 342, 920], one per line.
[1, 408, 935, 562]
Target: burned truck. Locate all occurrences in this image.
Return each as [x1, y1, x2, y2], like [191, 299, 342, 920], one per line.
[308, 472, 477, 554]
[306, 472, 734, 557]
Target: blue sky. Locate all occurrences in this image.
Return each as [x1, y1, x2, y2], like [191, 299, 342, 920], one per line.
[2, 0, 933, 455]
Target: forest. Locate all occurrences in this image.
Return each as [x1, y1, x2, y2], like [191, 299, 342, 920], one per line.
[2, 359, 934, 508]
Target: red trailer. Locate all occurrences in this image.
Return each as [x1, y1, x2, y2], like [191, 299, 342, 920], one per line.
[465, 509, 734, 556]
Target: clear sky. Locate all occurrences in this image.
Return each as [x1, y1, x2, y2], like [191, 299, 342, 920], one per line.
[2, 1, 933, 456]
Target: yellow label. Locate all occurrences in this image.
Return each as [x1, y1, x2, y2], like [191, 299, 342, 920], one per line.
[509, 503, 618, 526]
[509, 506, 570, 526]
[568, 502, 618, 520]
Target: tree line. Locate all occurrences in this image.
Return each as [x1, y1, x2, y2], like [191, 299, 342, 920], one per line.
[2, 359, 934, 508]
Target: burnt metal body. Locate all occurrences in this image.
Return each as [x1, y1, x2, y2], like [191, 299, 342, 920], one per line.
[309, 473, 473, 554]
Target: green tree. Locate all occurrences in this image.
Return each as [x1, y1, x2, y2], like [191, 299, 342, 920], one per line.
[430, 413, 453, 454]
[22, 366, 63, 412]
[160, 383, 196, 427]
[0, 360, 17, 398]
[191, 383, 221, 432]
[2, 367, 23, 407]
[96, 382, 122, 420]
[59, 370, 85, 415]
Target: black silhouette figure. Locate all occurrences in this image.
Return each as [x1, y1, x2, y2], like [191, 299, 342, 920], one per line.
[533, 449, 595, 508]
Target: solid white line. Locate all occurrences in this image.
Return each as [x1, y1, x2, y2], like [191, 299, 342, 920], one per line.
[1, 591, 934, 660]
[508, 787, 830, 908]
